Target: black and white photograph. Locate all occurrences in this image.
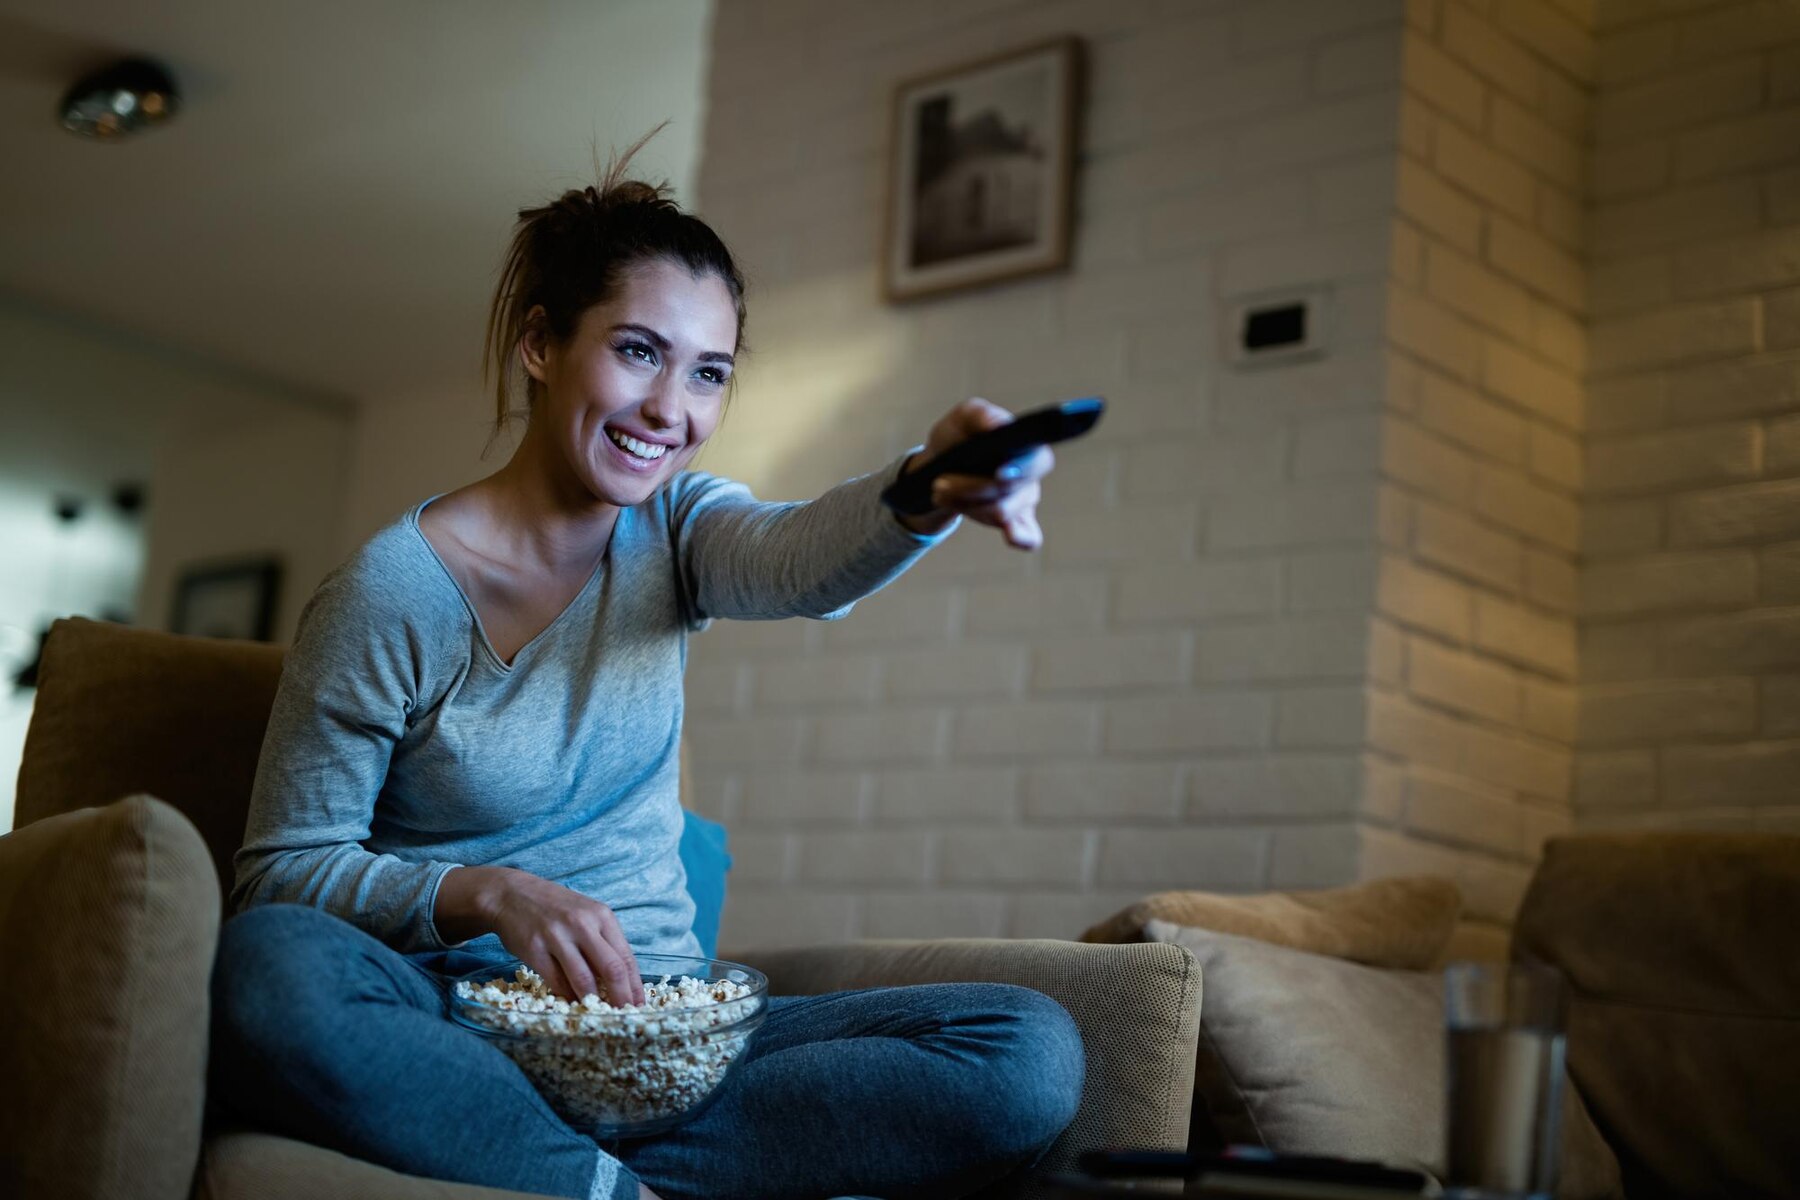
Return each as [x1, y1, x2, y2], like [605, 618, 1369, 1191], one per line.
[884, 37, 1080, 301]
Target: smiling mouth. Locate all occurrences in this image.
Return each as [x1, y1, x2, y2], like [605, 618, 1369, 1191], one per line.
[606, 427, 671, 462]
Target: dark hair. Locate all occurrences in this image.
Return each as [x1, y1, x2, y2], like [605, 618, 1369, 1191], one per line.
[482, 126, 747, 438]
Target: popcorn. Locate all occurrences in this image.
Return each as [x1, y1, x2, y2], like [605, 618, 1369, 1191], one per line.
[453, 966, 759, 1131]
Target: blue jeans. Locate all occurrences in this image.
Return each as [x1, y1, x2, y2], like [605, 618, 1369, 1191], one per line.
[208, 904, 1085, 1200]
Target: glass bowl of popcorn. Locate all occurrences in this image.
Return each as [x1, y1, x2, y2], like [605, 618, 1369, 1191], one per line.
[448, 953, 769, 1138]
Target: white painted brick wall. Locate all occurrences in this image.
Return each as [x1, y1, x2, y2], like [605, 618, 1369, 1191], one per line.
[702, 0, 1404, 949]
[696, 0, 1798, 951]
[874, 766, 1019, 825]
[696, 0, 1418, 950]
[1576, 0, 1800, 835]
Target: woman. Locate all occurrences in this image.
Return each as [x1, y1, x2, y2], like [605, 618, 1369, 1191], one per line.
[209, 146, 1085, 1200]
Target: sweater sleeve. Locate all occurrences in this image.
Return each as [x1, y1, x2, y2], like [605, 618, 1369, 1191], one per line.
[666, 448, 960, 625]
[229, 560, 465, 953]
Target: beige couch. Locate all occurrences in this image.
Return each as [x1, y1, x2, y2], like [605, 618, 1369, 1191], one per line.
[0, 618, 1200, 1200]
[7, 617, 1799, 1200]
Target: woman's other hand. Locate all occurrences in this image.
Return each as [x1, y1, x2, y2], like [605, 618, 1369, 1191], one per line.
[478, 868, 646, 1005]
[899, 397, 1055, 550]
[435, 865, 646, 1004]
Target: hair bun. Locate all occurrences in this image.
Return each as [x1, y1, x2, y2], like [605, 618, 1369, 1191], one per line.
[590, 179, 665, 210]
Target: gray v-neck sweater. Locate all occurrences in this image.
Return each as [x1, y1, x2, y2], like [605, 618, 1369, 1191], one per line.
[231, 453, 951, 959]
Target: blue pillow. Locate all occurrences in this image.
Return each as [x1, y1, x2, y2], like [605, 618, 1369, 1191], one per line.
[678, 809, 731, 958]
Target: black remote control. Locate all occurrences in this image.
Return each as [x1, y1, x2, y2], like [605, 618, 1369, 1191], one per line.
[880, 397, 1105, 516]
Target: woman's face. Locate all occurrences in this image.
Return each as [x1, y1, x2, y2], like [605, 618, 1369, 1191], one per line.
[524, 257, 737, 508]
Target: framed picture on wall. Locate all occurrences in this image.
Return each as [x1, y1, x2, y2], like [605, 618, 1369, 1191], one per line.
[170, 557, 282, 642]
[883, 35, 1083, 302]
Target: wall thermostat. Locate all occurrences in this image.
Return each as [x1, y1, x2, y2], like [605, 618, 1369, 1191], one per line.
[1224, 286, 1333, 368]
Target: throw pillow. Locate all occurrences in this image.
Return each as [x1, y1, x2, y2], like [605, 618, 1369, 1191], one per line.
[678, 809, 731, 958]
[1082, 875, 1461, 970]
[1150, 921, 1623, 1199]
[0, 795, 221, 1200]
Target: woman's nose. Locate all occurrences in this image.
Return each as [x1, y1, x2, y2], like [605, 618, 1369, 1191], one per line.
[639, 373, 683, 430]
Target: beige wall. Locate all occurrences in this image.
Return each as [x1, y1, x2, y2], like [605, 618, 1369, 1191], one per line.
[336, 385, 512, 551]
[1577, 0, 1800, 835]
[138, 407, 354, 645]
[0, 299, 351, 826]
[0, 304, 354, 649]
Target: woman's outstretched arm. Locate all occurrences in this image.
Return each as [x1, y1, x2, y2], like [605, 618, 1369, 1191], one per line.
[668, 398, 1054, 624]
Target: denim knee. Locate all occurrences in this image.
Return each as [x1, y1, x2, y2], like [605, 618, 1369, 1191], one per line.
[212, 904, 359, 1039]
[217, 902, 346, 979]
[958, 983, 1086, 1160]
[1004, 986, 1086, 1150]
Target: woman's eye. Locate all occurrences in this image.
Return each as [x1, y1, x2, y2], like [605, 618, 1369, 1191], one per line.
[619, 342, 656, 364]
[695, 368, 728, 386]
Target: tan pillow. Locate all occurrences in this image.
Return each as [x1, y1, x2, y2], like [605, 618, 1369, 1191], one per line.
[1083, 875, 1462, 971]
[1151, 922, 1622, 1199]
[14, 616, 285, 894]
[0, 795, 221, 1200]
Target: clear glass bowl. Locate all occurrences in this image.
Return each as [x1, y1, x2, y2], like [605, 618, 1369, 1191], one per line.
[448, 953, 768, 1139]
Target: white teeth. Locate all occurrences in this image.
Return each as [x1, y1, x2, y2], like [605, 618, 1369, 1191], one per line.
[608, 429, 668, 460]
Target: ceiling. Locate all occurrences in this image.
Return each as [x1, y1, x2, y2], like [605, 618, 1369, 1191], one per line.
[0, 0, 711, 408]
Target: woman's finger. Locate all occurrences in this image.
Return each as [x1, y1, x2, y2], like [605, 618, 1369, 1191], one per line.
[932, 477, 1007, 507]
[954, 483, 1039, 526]
[534, 944, 581, 1002]
[569, 913, 638, 1007]
[946, 396, 1013, 439]
[978, 499, 1042, 549]
[954, 493, 1044, 550]
[1005, 507, 1044, 550]
[933, 473, 1044, 509]
[591, 909, 645, 1005]
[558, 938, 607, 1002]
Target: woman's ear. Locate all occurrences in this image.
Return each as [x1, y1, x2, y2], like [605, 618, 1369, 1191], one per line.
[519, 304, 551, 386]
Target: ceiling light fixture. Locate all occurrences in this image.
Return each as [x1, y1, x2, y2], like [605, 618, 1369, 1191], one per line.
[60, 56, 181, 140]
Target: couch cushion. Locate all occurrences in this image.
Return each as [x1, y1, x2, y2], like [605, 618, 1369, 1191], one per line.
[1154, 922, 1444, 1168]
[1513, 832, 1800, 1200]
[0, 795, 221, 1200]
[14, 617, 283, 894]
[1150, 922, 1621, 1199]
[738, 937, 1201, 1200]
[1082, 875, 1462, 970]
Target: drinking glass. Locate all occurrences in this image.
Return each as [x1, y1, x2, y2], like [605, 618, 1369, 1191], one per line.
[1442, 961, 1568, 1200]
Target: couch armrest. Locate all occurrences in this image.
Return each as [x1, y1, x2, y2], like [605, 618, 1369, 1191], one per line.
[0, 795, 220, 1200]
[737, 938, 1201, 1200]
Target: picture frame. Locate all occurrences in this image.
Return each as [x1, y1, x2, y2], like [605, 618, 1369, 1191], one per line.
[170, 557, 282, 642]
[882, 35, 1083, 302]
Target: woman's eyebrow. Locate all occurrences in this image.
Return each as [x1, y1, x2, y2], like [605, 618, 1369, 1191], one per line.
[612, 323, 734, 366]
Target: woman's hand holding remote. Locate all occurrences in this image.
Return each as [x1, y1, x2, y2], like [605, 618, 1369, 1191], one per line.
[898, 397, 1055, 549]
[439, 865, 647, 1005]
